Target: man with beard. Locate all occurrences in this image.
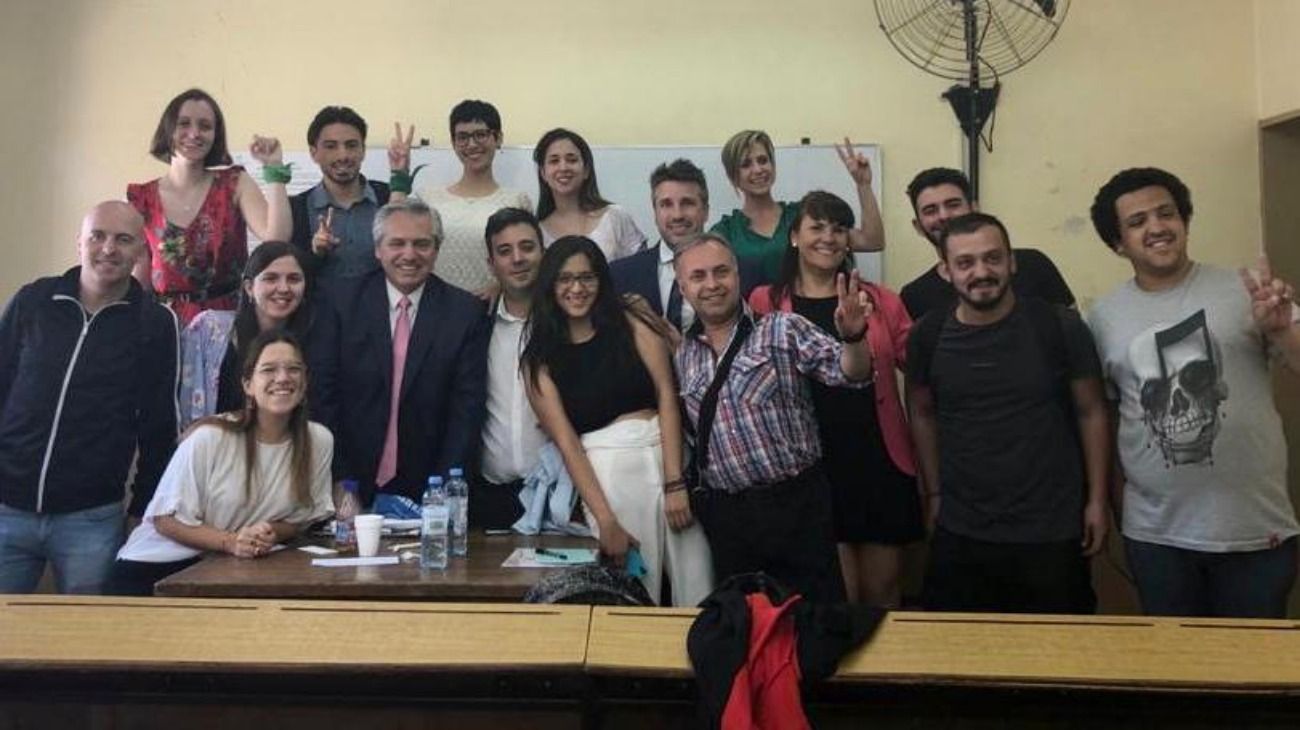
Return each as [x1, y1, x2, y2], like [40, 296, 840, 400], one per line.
[899, 167, 1074, 320]
[474, 207, 547, 529]
[290, 106, 391, 285]
[1087, 167, 1300, 618]
[611, 159, 711, 333]
[906, 212, 1109, 614]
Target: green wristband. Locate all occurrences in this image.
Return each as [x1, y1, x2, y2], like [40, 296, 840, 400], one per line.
[390, 169, 414, 194]
[262, 163, 292, 185]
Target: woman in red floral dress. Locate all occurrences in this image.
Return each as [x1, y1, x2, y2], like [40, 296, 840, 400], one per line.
[129, 88, 292, 325]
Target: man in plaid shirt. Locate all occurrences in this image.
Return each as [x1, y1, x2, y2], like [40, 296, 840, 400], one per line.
[674, 233, 873, 602]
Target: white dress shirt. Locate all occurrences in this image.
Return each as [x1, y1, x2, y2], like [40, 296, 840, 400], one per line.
[657, 241, 694, 332]
[480, 297, 547, 483]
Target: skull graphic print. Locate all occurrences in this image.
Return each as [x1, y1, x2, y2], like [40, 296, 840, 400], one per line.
[1127, 310, 1229, 467]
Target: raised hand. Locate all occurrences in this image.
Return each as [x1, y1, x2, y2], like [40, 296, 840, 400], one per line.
[833, 271, 873, 341]
[1240, 253, 1297, 336]
[249, 135, 283, 166]
[389, 122, 415, 172]
[834, 136, 873, 188]
[312, 208, 338, 255]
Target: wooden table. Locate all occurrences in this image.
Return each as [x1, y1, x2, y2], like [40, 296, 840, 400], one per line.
[154, 531, 597, 601]
[0, 595, 592, 729]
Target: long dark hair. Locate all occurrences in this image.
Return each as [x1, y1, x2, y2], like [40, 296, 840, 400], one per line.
[533, 128, 611, 221]
[767, 191, 856, 308]
[233, 242, 315, 365]
[188, 331, 314, 507]
[521, 236, 639, 390]
[149, 88, 232, 167]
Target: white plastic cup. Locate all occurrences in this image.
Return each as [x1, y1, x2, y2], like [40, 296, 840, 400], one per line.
[354, 514, 384, 558]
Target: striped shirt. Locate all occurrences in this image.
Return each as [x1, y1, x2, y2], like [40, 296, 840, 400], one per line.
[676, 309, 867, 493]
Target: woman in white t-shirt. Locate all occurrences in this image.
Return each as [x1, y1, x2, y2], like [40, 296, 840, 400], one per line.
[411, 100, 532, 295]
[108, 331, 334, 595]
[533, 127, 645, 263]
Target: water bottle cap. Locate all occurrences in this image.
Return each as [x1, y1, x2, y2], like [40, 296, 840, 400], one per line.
[427, 475, 443, 485]
[449, 468, 463, 477]
[342, 479, 359, 493]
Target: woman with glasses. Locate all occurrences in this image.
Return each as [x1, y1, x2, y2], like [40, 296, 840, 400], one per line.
[108, 331, 334, 596]
[407, 100, 531, 297]
[522, 237, 711, 606]
[533, 128, 645, 263]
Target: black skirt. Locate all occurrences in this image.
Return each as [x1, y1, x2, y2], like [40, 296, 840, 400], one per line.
[794, 295, 923, 545]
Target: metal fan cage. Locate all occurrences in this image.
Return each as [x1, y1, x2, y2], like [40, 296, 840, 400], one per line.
[875, 0, 1070, 81]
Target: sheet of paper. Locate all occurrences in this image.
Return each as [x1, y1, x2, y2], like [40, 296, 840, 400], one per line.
[501, 547, 598, 568]
[311, 556, 400, 567]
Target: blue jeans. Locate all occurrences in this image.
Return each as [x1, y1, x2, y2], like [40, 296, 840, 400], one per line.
[0, 501, 125, 594]
[1125, 537, 1298, 619]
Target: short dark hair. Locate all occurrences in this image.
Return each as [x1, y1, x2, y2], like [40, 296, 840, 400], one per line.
[937, 212, 1012, 258]
[649, 159, 709, 205]
[149, 88, 231, 167]
[306, 106, 368, 147]
[484, 207, 544, 254]
[449, 99, 502, 137]
[1089, 167, 1193, 248]
[905, 167, 972, 214]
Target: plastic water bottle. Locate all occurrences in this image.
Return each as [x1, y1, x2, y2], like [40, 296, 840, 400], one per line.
[420, 476, 449, 570]
[333, 479, 360, 553]
[446, 467, 469, 557]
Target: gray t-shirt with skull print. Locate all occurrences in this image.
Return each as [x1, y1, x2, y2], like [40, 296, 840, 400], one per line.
[1088, 263, 1299, 552]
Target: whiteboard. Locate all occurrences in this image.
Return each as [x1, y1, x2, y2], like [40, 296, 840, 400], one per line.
[238, 142, 883, 281]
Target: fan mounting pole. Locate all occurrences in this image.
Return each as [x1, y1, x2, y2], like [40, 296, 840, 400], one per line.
[940, 0, 1000, 203]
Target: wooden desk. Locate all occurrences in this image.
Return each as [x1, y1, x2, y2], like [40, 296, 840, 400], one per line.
[0, 595, 593, 729]
[586, 607, 1300, 691]
[584, 608, 1300, 728]
[154, 531, 596, 601]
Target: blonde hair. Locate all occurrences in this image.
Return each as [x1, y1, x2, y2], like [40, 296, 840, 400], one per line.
[720, 130, 774, 186]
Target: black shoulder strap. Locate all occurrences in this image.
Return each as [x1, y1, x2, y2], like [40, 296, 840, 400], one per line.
[911, 302, 956, 386]
[1021, 297, 1069, 384]
[685, 315, 755, 489]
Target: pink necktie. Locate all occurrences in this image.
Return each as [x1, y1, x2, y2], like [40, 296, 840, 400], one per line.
[376, 295, 410, 488]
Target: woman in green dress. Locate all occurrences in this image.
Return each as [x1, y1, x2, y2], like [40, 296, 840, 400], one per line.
[712, 130, 885, 284]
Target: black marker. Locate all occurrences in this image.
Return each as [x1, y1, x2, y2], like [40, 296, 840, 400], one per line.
[535, 547, 568, 560]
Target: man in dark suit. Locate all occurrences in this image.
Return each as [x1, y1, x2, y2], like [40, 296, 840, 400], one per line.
[326, 198, 488, 507]
[610, 159, 710, 332]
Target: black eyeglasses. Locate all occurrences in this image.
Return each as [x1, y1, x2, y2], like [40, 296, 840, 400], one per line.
[453, 129, 495, 146]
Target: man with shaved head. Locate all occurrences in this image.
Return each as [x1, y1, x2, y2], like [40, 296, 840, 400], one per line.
[0, 201, 179, 594]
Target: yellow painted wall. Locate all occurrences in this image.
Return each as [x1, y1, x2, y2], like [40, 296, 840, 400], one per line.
[1256, 0, 1300, 121]
[0, 0, 1266, 304]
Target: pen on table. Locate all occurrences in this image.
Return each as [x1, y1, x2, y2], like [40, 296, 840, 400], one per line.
[534, 547, 567, 560]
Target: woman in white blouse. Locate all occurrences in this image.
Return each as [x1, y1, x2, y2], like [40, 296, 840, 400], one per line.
[108, 331, 334, 595]
[411, 100, 532, 296]
[533, 127, 645, 262]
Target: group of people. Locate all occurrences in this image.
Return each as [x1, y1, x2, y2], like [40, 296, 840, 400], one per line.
[0, 89, 1296, 619]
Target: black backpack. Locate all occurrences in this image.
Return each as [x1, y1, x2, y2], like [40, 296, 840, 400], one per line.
[523, 565, 654, 606]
